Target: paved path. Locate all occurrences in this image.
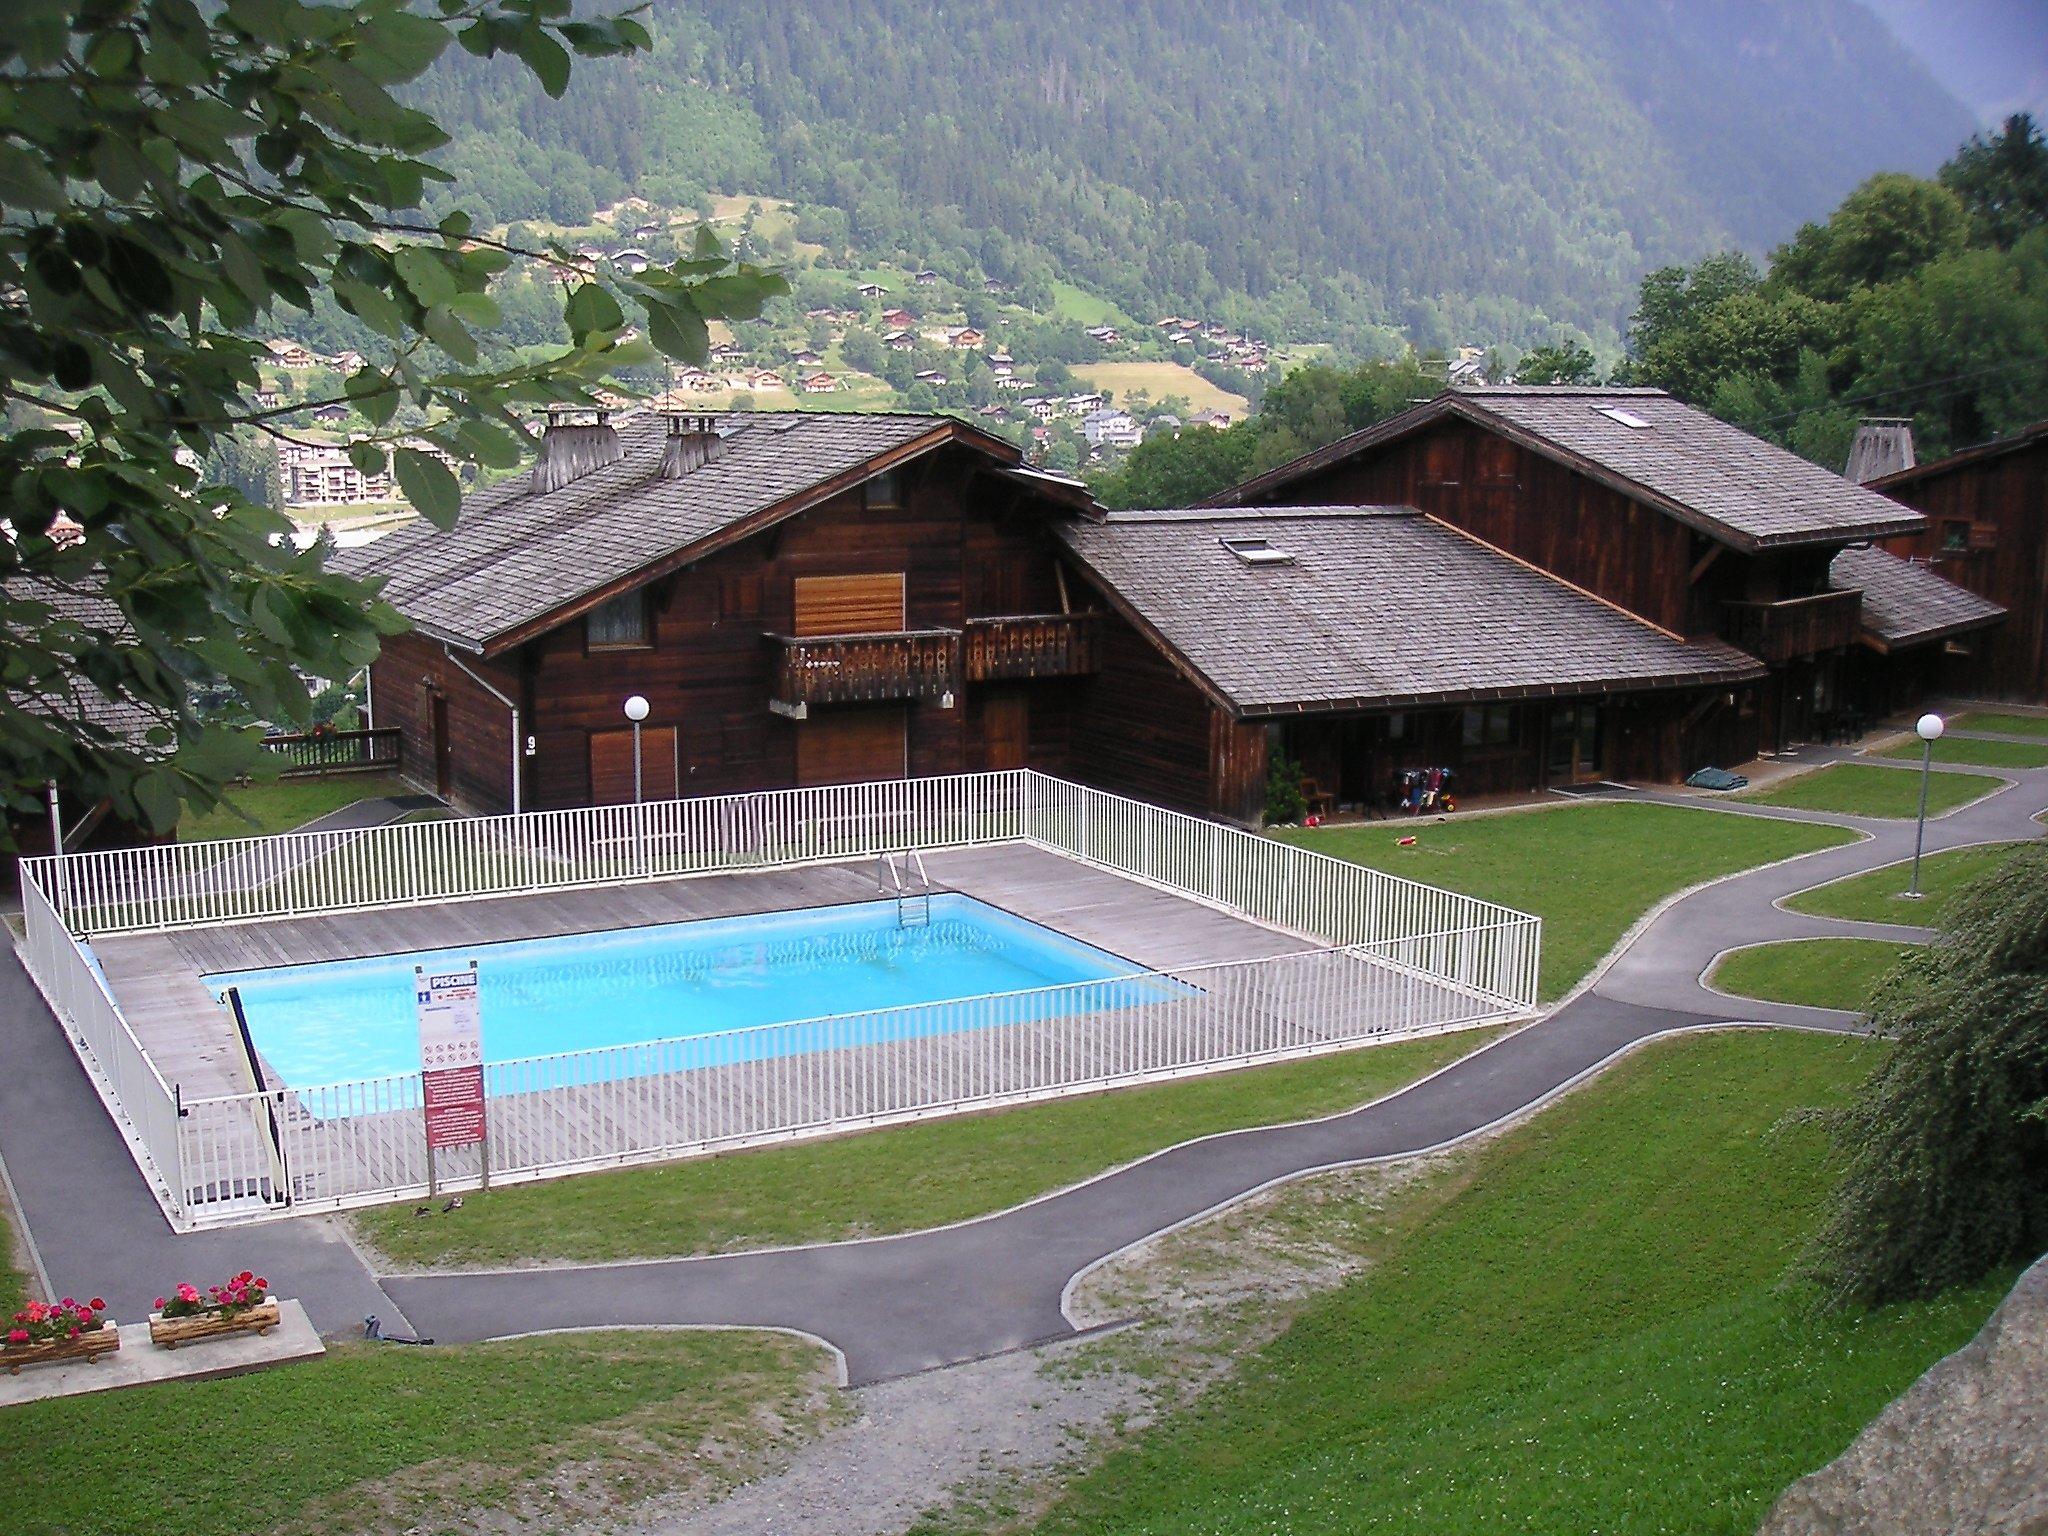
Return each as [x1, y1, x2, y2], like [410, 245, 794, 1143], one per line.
[4, 753, 2043, 1384]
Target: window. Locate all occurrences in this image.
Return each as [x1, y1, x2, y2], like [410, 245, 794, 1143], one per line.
[585, 590, 650, 649]
[1219, 535, 1294, 566]
[865, 470, 901, 510]
[1592, 404, 1652, 429]
[1940, 519, 1971, 553]
[1461, 704, 1515, 748]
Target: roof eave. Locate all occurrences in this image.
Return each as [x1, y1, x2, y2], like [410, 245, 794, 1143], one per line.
[1234, 661, 1768, 719]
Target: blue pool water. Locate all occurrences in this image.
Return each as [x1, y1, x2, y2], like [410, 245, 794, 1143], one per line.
[205, 895, 1163, 1088]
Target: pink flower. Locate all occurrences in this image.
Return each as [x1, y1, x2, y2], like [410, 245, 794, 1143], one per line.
[6, 1330, 26, 1344]
[154, 1298, 166, 1310]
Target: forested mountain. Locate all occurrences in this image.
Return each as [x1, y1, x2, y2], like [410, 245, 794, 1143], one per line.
[409, 1, 1972, 353]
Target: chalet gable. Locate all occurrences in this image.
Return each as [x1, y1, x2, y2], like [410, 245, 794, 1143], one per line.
[337, 412, 1084, 657]
[1213, 387, 1926, 554]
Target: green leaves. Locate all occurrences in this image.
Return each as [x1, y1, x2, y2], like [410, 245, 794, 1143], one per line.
[392, 448, 461, 529]
[0, 0, 791, 839]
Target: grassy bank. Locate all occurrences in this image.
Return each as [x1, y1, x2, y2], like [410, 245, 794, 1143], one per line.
[0, 1330, 829, 1536]
[1274, 801, 1855, 999]
[1786, 841, 2026, 925]
[1949, 710, 2048, 738]
[1018, 1031, 2005, 1536]
[1709, 937, 1918, 1012]
[1742, 763, 1996, 819]
[355, 1027, 1499, 1269]
[178, 774, 412, 842]
[1875, 735, 2048, 770]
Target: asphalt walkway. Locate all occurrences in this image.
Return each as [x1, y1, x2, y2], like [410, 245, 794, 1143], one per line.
[3, 756, 2042, 1383]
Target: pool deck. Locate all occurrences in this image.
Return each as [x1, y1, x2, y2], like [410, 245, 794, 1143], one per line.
[93, 843, 1317, 1099]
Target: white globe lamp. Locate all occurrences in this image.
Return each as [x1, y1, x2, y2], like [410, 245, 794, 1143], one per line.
[1906, 713, 1945, 896]
[623, 695, 651, 803]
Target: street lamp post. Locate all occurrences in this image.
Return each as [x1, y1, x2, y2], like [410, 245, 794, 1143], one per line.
[1906, 711, 1944, 898]
[623, 694, 650, 804]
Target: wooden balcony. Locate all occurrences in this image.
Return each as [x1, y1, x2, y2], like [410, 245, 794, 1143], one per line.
[963, 613, 1103, 682]
[1721, 589, 1863, 663]
[258, 726, 402, 777]
[766, 629, 961, 716]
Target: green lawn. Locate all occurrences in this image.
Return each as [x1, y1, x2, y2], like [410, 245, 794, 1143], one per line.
[0, 1330, 826, 1536]
[1950, 710, 2048, 738]
[178, 773, 412, 842]
[1275, 802, 1855, 1000]
[1709, 938, 1918, 1012]
[1741, 762, 1997, 819]
[353, 1028, 1499, 1269]
[1874, 735, 2048, 769]
[1018, 1032, 2006, 1536]
[1786, 841, 2027, 925]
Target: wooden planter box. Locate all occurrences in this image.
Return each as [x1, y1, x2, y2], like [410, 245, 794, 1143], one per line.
[149, 1297, 280, 1349]
[2, 1322, 120, 1374]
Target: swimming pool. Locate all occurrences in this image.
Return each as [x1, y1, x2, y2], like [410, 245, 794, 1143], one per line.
[205, 894, 1171, 1088]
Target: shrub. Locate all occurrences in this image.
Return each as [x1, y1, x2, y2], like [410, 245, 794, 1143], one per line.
[1805, 845, 2048, 1306]
[5, 1297, 107, 1347]
[155, 1271, 269, 1319]
[1264, 752, 1307, 825]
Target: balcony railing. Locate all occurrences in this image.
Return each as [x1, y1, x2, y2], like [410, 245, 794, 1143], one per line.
[257, 726, 402, 777]
[963, 613, 1103, 682]
[766, 629, 961, 713]
[1721, 589, 1863, 663]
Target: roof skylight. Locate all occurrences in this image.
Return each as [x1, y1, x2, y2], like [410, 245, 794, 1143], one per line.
[1220, 534, 1294, 566]
[1593, 404, 1652, 429]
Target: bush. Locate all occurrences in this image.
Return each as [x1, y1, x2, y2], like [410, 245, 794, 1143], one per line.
[1805, 845, 2048, 1306]
[1264, 752, 1307, 825]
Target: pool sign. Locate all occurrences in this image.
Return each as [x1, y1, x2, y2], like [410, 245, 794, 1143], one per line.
[416, 962, 486, 1154]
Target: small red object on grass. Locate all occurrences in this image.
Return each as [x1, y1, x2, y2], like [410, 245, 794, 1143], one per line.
[1397, 835, 1418, 847]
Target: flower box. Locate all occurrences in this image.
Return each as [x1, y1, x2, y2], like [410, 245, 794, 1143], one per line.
[3, 1298, 117, 1374]
[149, 1296, 280, 1349]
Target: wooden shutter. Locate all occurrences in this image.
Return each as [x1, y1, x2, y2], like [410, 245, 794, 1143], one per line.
[796, 707, 908, 787]
[589, 725, 678, 805]
[792, 573, 906, 636]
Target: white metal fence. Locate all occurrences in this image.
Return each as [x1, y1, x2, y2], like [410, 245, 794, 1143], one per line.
[16, 771, 1540, 1228]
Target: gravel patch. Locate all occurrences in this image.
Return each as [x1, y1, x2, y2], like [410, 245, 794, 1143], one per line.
[612, 1151, 1464, 1536]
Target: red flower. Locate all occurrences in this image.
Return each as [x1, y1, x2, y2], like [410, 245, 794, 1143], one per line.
[65, 1327, 79, 1339]
[154, 1298, 166, 1310]
[253, 1278, 267, 1291]
[6, 1330, 25, 1344]
[88, 1298, 104, 1311]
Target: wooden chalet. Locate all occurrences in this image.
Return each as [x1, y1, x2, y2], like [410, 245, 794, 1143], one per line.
[1056, 509, 1764, 822]
[338, 411, 1102, 812]
[1210, 387, 2003, 783]
[1869, 420, 2048, 702]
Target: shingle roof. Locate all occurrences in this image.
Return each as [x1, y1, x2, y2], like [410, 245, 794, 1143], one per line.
[336, 412, 1003, 651]
[1829, 546, 2005, 650]
[1216, 387, 1927, 551]
[1058, 508, 1765, 716]
[3, 575, 170, 752]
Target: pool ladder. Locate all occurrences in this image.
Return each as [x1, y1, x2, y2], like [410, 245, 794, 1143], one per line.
[879, 850, 934, 928]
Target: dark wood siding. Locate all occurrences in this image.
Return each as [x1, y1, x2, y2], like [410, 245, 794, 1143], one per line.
[1064, 605, 1233, 817]
[367, 630, 520, 813]
[589, 725, 679, 804]
[1274, 419, 1701, 633]
[1878, 433, 2048, 701]
[796, 705, 908, 786]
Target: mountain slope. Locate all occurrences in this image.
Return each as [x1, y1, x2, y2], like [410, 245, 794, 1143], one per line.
[415, 0, 1972, 348]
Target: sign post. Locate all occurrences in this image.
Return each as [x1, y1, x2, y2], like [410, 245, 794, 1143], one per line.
[415, 961, 488, 1194]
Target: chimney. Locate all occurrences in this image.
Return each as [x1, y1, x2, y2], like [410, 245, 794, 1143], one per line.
[1844, 418, 1916, 485]
[660, 413, 727, 478]
[530, 405, 623, 494]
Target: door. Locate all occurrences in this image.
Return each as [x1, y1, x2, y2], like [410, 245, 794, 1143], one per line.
[430, 694, 452, 798]
[982, 692, 1029, 770]
[793, 572, 905, 636]
[589, 725, 679, 805]
[796, 706, 908, 787]
[1545, 703, 1603, 784]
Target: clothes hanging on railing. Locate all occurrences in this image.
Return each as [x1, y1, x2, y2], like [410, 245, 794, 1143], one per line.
[1395, 766, 1456, 815]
